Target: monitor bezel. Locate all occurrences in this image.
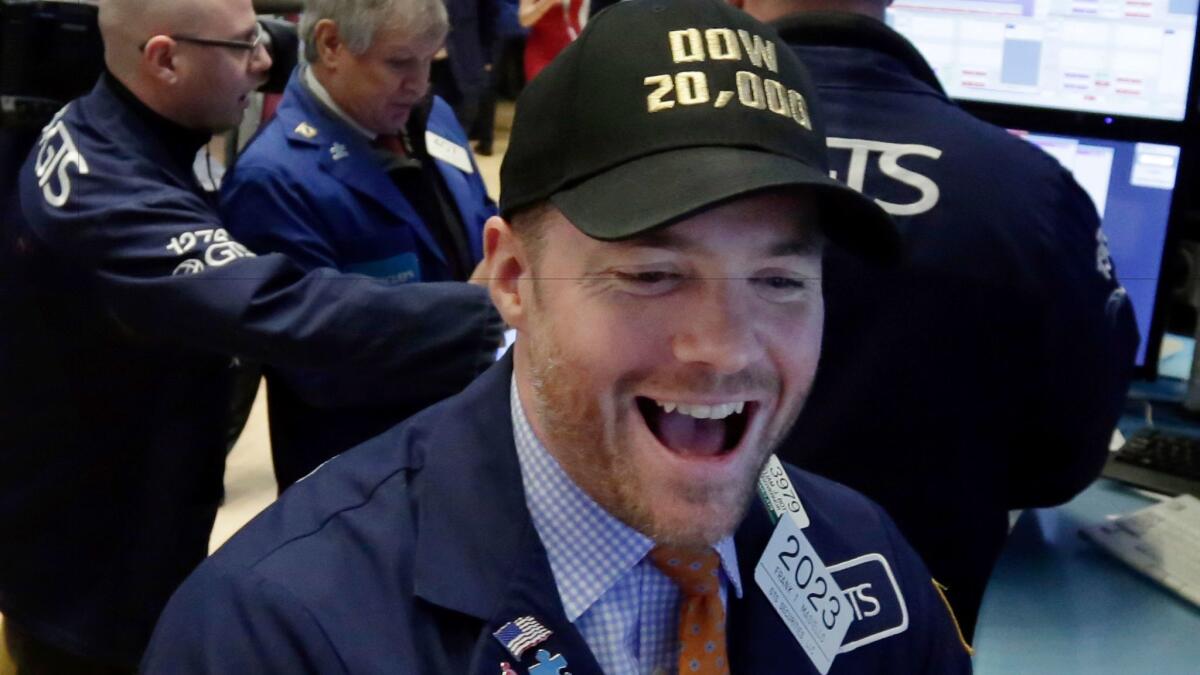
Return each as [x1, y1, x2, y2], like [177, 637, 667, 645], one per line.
[887, 1, 1200, 126]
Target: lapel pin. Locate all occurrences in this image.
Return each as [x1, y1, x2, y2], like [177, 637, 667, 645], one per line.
[500, 662, 519, 675]
[293, 122, 318, 139]
[528, 649, 570, 675]
[330, 143, 350, 161]
[493, 616, 552, 660]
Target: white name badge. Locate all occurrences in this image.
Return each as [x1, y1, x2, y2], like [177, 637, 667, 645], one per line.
[755, 515, 852, 674]
[756, 454, 809, 528]
[425, 131, 475, 174]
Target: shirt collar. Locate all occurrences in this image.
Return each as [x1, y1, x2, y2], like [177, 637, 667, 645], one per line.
[303, 65, 378, 141]
[510, 378, 742, 622]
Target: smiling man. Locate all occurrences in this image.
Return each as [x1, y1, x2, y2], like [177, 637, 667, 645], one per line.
[504, 193, 827, 557]
[142, 1, 972, 673]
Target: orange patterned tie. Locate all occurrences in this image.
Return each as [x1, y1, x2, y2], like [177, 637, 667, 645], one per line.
[650, 546, 730, 675]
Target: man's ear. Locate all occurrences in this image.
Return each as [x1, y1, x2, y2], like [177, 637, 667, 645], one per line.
[141, 36, 179, 85]
[483, 215, 530, 332]
[312, 19, 345, 69]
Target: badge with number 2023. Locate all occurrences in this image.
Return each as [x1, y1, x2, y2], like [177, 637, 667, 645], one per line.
[755, 514, 852, 674]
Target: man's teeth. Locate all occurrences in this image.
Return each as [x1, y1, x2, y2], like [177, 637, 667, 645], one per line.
[656, 400, 745, 419]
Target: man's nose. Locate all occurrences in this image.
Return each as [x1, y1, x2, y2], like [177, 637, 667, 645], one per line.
[250, 41, 272, 74]
[404, 64, 433, 97]
[670, 282, 763, 374]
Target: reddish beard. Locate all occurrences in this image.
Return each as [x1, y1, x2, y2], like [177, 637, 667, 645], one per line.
[521, 309, 803, 547]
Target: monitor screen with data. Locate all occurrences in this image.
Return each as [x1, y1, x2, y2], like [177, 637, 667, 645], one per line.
[1009, 130, 1180, 366]
[888, 0, 1199, 120]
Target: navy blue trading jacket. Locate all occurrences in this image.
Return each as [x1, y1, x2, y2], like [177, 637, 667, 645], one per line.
[222, 71, 498, 489]
[142, 355, 972, 674]
[0, 72, 500, 667]
[771, 12, 1139, 640]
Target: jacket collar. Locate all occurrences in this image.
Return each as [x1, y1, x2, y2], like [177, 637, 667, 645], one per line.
[409, 353, 605, 673]
[272, 69, 448, 263]
[302, 66, 376, 140]
[727, 501, 814, 671]
[410, 352, 531, 619]
[93, 71, 212, 180]
[771, 11, 947, 97]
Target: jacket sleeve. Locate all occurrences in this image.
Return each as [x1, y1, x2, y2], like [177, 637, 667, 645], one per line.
[19, 158, 502, 405]
[219, 164, 502, 408]
[140, 561, 348, 674]
[1006, 169, 1139, 508]
[220, 164, 343, 271]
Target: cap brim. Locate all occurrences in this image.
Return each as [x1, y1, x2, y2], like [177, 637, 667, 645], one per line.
[549, 146, 900, 263]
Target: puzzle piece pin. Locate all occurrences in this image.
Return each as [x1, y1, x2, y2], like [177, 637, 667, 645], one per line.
[528, 649, 571, 675]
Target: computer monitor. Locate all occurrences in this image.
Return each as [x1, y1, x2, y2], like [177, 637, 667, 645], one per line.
[1008, 129, 1181, 370]
[888, 0, 1199, 121]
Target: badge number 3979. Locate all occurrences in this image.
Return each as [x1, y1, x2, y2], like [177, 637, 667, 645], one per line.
[754, 516, 852, 674]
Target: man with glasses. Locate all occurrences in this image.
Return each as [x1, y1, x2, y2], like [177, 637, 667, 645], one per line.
[0, 0, 501, 671]
[148, 18, 267, 51]
[220, 0, 501, 491]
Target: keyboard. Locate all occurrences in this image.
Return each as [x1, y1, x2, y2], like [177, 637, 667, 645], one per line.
[1103, 428, 1200, 498]
[1080, 494, 1200, 609]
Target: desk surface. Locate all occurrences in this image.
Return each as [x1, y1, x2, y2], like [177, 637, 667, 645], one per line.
[973, 479, 1200, 674]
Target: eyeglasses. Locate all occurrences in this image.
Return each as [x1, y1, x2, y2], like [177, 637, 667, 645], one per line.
[140, 23, 266, 53]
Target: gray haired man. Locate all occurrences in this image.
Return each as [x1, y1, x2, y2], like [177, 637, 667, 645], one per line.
[218, 0, 503, 491]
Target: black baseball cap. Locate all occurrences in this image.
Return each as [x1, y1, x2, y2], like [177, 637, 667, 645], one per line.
[499, 0, 899, 261]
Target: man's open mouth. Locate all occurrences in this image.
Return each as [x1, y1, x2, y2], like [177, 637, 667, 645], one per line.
[636, 396, 754, 458]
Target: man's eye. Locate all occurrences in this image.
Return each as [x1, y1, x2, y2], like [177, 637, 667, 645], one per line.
[757, 276, 805, 290]
[751, 275, 810, 301]
[619, 271, 675, 284]
[611, 270, 683, 295]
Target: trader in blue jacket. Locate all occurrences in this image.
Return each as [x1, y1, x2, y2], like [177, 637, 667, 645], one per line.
[735, 0, 1139, 640]
[222, 0, 502, 491]
[0, 0, 499, 670]
[143, 2, 973, 672]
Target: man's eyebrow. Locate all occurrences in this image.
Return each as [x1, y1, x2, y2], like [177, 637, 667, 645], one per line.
[612, 229, 824, 257]
[767, 237, 823, 257]
[611, 229, 690, 252]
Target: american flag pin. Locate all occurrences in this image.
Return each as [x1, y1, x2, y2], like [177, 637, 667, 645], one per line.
[493, 615, 553, 660]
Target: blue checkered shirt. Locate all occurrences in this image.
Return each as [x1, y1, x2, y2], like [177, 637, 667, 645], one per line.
[510, 379, 743, 675]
